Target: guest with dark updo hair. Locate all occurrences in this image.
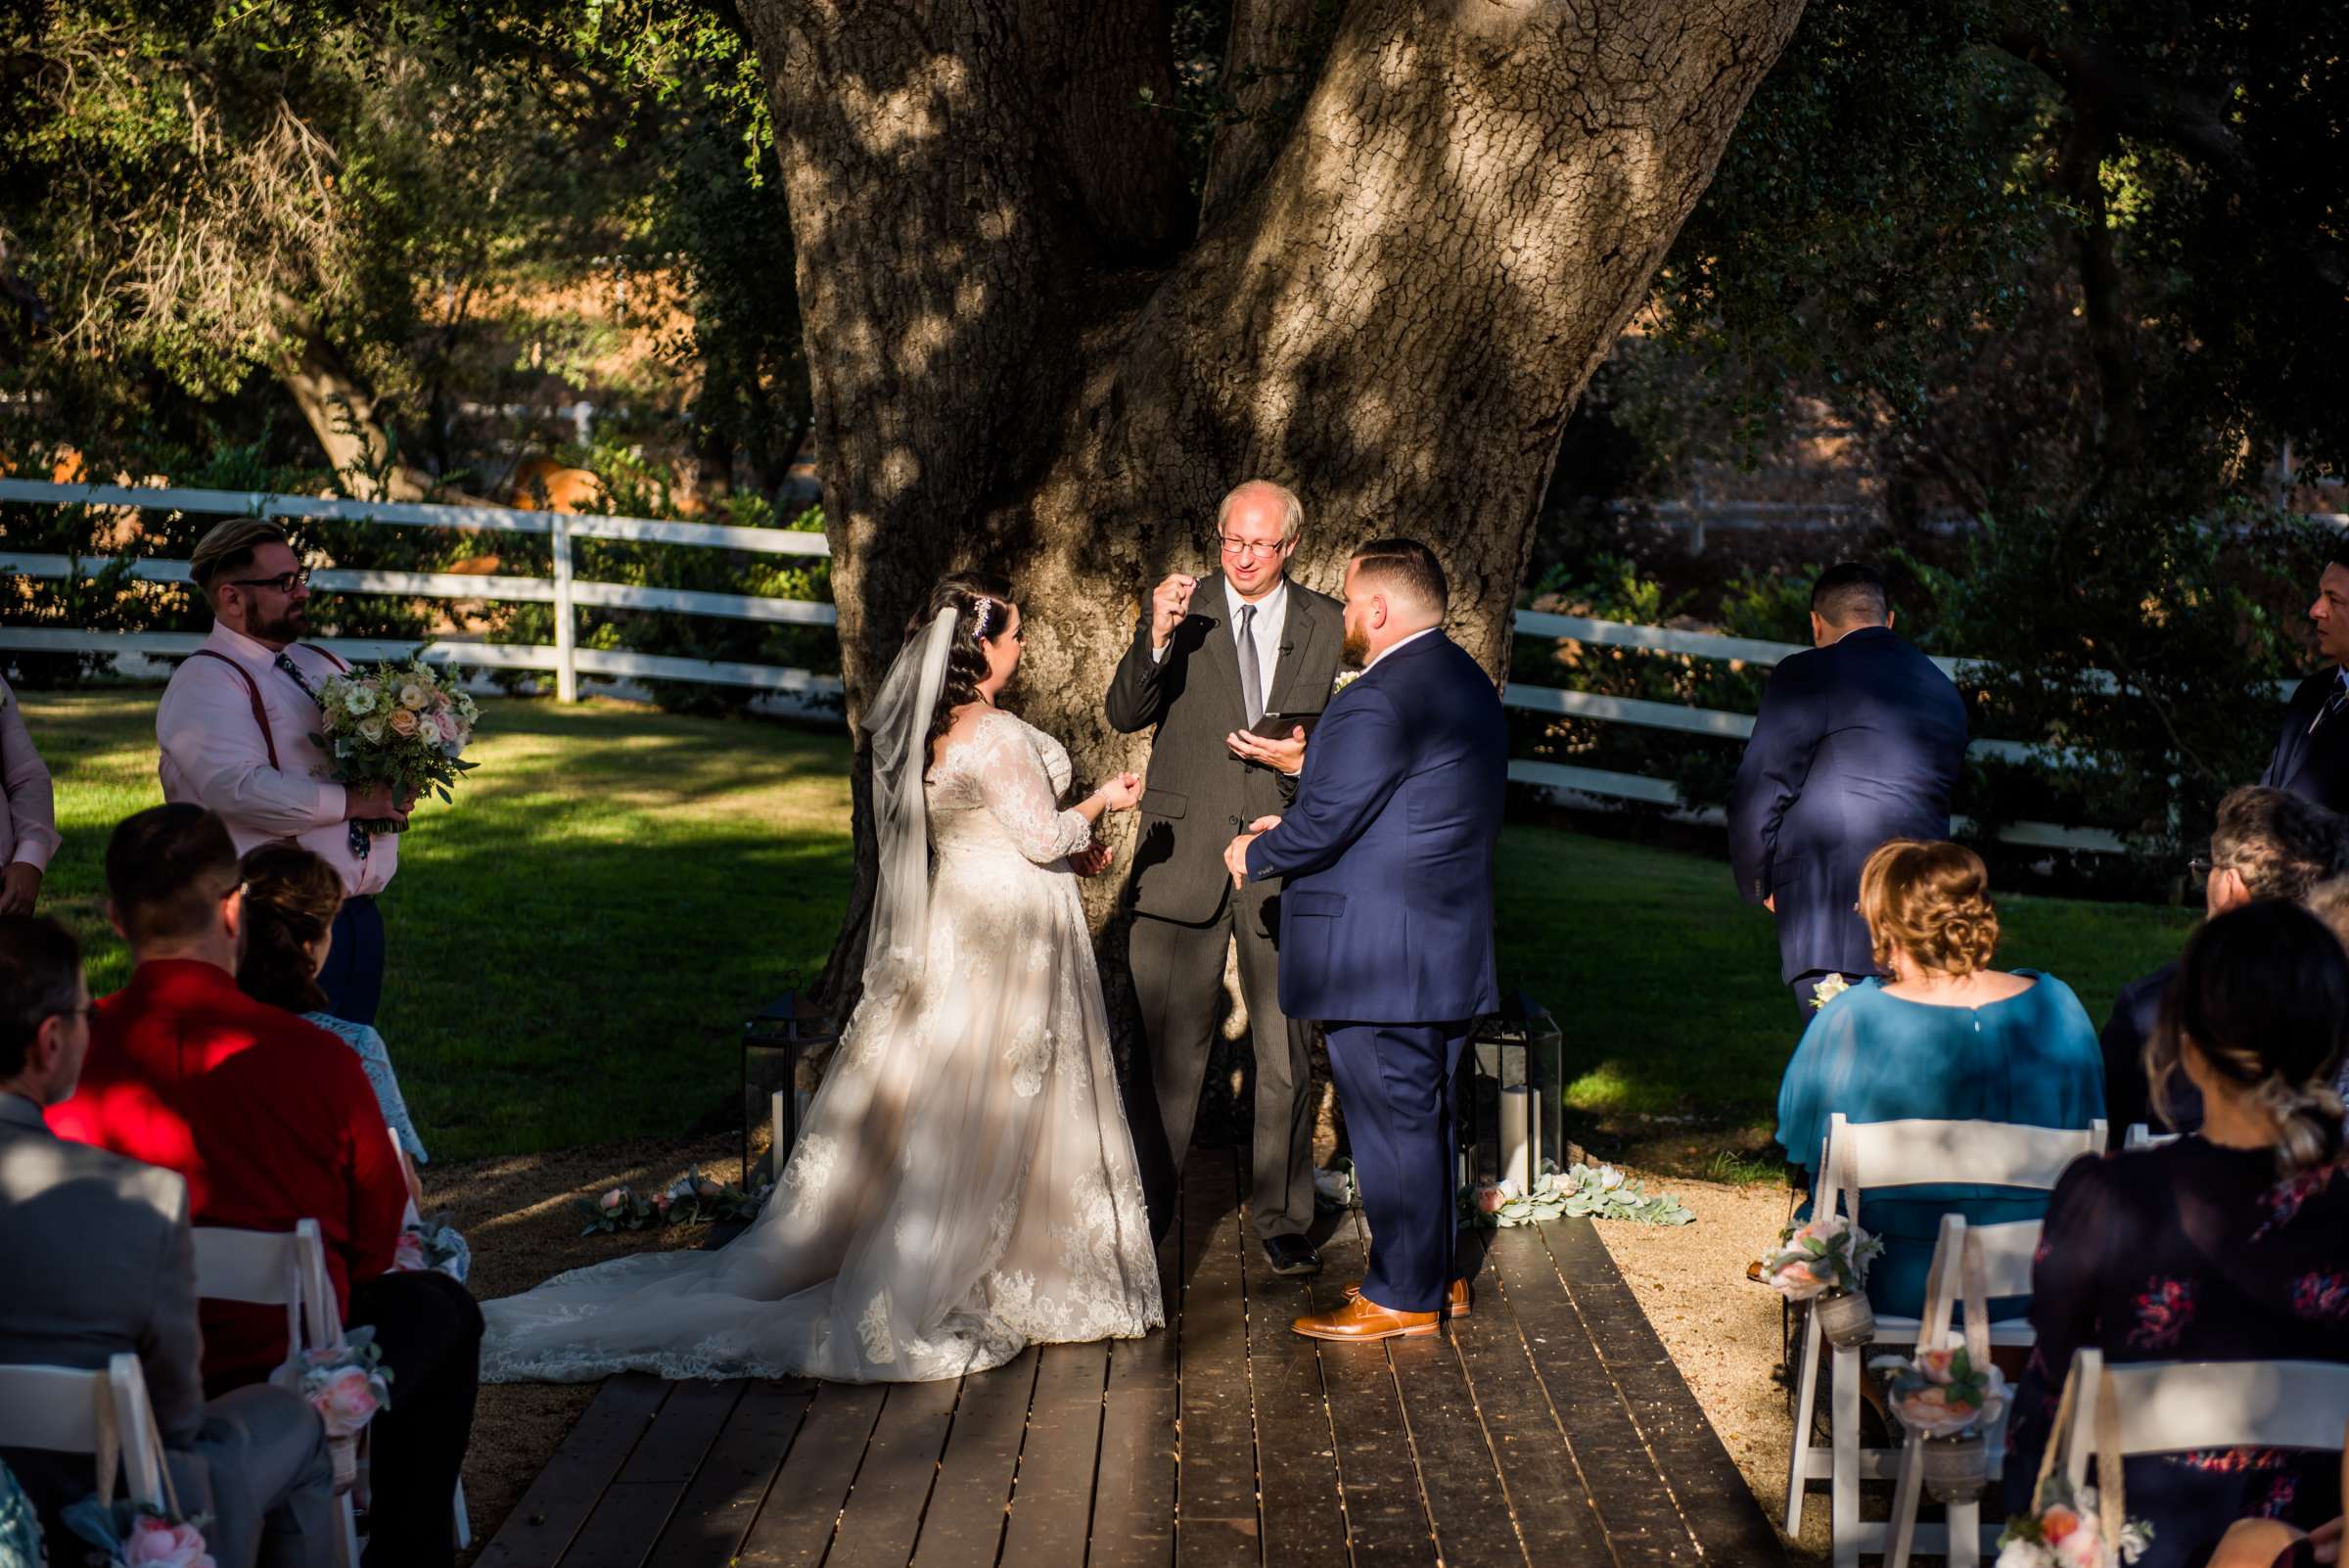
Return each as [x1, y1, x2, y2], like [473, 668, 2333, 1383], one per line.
[1774, 839, 2105, 1317]
[2004, 899, 2349, 1568]
[237, 843, 429, 1209]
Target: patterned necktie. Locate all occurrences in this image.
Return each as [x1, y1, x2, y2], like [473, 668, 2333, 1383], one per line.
[275, 652, 370, 861]
[1235, 603, 1264, 725]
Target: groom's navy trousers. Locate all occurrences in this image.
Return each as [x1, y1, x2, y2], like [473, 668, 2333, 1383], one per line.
[1246, 630, 1506, 1316]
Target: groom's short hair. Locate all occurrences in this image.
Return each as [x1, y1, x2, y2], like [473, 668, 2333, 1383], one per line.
[1812, 562, 1889, 627]
[1352, 538, 1448, 615]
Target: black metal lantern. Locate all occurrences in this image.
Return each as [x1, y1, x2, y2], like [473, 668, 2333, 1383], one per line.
[741, 989, 837, 1186]
[1455, 992, 1564, 1190]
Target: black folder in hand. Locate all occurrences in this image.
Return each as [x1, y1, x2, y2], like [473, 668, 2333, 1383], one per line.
[1246, 711, 1318, 740]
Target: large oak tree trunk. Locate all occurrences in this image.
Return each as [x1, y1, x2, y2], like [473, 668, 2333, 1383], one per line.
[741, 0, 1807, 1016]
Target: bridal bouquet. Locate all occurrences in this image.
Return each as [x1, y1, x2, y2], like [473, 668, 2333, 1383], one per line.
[315, 658, 480, 834]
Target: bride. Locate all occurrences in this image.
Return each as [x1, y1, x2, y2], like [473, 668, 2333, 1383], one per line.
[481, 573, 1165, 1382]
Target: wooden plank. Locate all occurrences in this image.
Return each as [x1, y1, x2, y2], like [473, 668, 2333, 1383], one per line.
[1388, 1332, 1529, 1567]
[734, 1380, 889, 1568]
[1237, 1190, 1350, 1568]
[1543, 1220, 1788, 1566]
[1000, 1343, 1112, 1562]
[910, 1351, 1038, 1568]
[476, 1373, 670, 1568]
[1091, 1203, 1182, 1568]
[828, 1374, 963, 1568]
[559, 1380, 748, 1568]
[644, 1380, 819, 1568]
[1485, 1225, 1697, 1566]
[1311, 1207, 1437, 1568]
[1175, 1149, 1260, 1567]
[1446, 1265, 1618, 1564]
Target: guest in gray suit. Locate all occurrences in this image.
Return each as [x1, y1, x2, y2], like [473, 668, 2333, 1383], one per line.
[0, 915, 334, 1568]
[1106, 480, 1345, 1276]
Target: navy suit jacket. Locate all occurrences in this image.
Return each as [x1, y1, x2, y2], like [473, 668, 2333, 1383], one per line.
[1728, 626, 1969, 983]
[2259, 669, 2349, 814]
[1244, 631, 1505, 1024]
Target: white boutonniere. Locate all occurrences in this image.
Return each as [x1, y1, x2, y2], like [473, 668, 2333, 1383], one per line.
[1331, 669, 1361, 695]
[1810, 973, 1851, 1010]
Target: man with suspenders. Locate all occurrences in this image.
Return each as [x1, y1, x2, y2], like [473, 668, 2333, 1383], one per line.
[156, 521, 413, 1024]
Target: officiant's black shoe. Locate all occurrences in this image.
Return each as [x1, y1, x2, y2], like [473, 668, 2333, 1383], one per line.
[1262, 1234, 1322, 1276]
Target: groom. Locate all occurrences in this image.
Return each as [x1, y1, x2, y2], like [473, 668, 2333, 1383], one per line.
[1223, 538, 1504, 1341]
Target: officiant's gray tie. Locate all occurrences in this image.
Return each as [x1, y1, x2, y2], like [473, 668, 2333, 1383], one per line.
[1235, 603, 1264, 725]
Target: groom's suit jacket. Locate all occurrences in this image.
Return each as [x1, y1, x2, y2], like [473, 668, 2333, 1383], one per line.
[1106, 578, 1345, 924]
[1727, 626, 1968, 984]
[2259, 668, 2349, 814]
[1243, 631, 1506, 1024]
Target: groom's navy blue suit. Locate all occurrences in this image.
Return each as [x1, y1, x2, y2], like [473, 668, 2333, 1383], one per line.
[1244, 630, 1505, 1314]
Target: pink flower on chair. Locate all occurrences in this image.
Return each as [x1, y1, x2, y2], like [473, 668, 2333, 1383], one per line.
[121, 1516, 214, 1568]
[311, 1365, 382, 1438]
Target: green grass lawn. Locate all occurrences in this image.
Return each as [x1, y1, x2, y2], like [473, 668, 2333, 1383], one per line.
[22, 689, 2197, 1172]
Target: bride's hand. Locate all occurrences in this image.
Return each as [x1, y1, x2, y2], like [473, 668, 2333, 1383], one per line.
[1096, 771, 1143, 811]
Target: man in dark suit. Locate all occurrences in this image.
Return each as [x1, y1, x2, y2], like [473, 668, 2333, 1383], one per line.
[2099, 786, 2346, 1143]
[2259, 556, 2349, 813]
[1106, 480, 1346, 1277]
[1728, 563, 1969, 1021]
[1226, 538, 1505, 1343]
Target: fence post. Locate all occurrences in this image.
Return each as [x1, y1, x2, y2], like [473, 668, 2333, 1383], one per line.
[551, 512, 578, 703]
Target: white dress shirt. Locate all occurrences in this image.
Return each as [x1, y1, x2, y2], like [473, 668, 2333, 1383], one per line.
[1151, 574, 1291, 694]
[156, 624, 397, 897]
[0, 673, 60, 871]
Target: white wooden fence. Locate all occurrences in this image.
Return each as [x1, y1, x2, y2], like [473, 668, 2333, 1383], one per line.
[0, 479, 2123, 853]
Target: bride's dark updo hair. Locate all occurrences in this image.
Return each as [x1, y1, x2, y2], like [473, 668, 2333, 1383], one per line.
[910, 571, 1016, 752]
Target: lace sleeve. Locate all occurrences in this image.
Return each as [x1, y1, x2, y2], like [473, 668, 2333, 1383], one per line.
[971, 715, 1092, 863]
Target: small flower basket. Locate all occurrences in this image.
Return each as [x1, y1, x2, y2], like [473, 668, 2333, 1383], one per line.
[1998, 1356, 2154, 1567]
[62, 1499, 217, 1568]
[289, 1329, 393, 1492]
[1868, 1344, 2011, 1501]
[1757, 1210, 1884, 1348]
[392, 1212, 471, 1281]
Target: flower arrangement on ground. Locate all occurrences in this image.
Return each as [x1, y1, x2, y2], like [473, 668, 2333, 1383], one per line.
[1467, 1163, 1696, 1227]
[575, 1166, 774, 1235]
[315, 657, 480, 833]
[62, 1498, 216, 1568]
[1997, 1475, 2153, 1567]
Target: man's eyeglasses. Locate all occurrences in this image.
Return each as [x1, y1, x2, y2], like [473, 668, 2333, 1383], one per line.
[223, 570, 309, 595]
[2188, 854, 2216, 881]
[1218, 535, 1285, 560]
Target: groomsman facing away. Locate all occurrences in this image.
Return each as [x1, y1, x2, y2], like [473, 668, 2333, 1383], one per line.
[2259, 552, 2349, 813]
[157, 520, 413, 1024]
[0, 915, 336, 1568]
[1106, 480, 1345, 1278]
[0, 669, 60, 914]
[1728, 563, 1969, 1021]
[1227, 538, 1506, 1342]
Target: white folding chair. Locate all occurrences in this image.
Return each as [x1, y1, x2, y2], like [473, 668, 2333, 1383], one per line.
[0, 1354, 171, 1509]
[2063, 1349, 2349, 1485]
[193, 1220, 360, 1568]
[1884, 1213, 2043, 1568]
[2122, 1123, 2180, 1149]
[1784, 1114, 2104, 1568]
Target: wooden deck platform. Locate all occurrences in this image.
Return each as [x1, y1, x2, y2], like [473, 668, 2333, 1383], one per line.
[476, 1147, 1782, 1567]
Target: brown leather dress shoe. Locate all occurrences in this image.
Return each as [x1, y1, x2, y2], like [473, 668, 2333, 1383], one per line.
[1293, 1294, 1441, 1341]
[1343, 1278, 1472, 1316]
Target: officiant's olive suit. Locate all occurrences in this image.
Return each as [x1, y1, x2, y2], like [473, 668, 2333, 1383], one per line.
[1106, 580, 1344, 1245]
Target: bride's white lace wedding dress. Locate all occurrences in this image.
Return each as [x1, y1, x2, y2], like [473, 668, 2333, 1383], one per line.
[480, 694, 1163, 1383]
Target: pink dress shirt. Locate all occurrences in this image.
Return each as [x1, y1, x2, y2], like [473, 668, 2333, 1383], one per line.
[156, 624, 398, 898]
[0, 672, 61, 872]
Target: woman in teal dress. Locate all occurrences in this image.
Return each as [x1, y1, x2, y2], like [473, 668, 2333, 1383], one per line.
[1775, 839, 2105, 1318]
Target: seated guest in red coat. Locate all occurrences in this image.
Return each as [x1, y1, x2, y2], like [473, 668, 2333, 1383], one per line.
[49, 804, 482, 1568]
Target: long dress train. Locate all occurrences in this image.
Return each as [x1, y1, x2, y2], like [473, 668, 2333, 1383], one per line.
[478, 707, 1163, 1382]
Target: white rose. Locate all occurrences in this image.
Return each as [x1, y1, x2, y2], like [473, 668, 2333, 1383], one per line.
[399, 682, 428, 711]
[358, 715, 387, 743]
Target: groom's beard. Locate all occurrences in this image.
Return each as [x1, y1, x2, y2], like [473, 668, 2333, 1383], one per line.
[1341, 623, 1370, 669]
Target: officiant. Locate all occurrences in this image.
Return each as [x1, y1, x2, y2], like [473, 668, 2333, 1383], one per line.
[1106, 480, 1344, 1278]
[1728, 562, 1969, 1022]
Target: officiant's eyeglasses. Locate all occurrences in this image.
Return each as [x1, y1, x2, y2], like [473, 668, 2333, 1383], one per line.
[1218, 535, 1286, 559]
[223, 569, 309, 595]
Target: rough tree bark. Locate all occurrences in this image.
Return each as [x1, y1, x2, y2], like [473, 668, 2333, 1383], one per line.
[740, 0, 1809, 1014]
